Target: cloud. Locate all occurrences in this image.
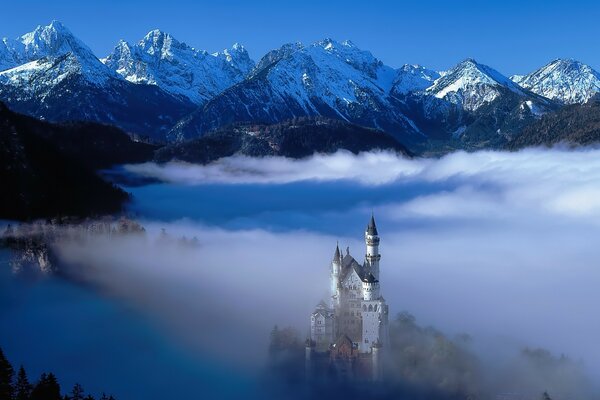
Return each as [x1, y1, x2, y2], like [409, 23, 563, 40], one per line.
[125, 147, 600, 220]
[19, 146, 600, 397]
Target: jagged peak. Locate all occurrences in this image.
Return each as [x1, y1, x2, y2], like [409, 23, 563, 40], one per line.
[139, 29, 182, 49]
[341, 39, 356, 48]
[512, 58, 600, 104]
[142, 29, 173, 42]
[438, 58, 516, 87]
[314, 38, 359, 52]
[21, 20, 76, 44]
[230, 42, 246, 52]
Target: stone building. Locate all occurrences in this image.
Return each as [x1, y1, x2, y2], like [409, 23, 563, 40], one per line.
[306, 215, 389, 382]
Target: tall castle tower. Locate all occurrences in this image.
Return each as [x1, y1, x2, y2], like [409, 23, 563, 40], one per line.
[365, 214, 381, 280]
[330, 244, 341, 308]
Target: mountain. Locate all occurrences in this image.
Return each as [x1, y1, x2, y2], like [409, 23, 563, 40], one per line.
[0, 20, 102, 71]
[390, 64, 440, 96]
[0, 21, 194, 141]
[425, 59, 528, 112]
[167, 39, 423, 144]
[507, 95, 600, 150]
[2, 22, 598, 154]
[102, 30, 254, 104]
[511, 59, 600, 105]
[393, 59, 556, 152]
[155, 117, 411, 163]
[0, 102, 130, 220]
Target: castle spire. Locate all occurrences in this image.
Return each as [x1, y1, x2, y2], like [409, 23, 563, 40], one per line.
[333, 242, 341, 262]
[367, 213, 378, 236]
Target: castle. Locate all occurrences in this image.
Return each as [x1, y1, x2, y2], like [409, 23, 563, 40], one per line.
[306, 214, 389, 382]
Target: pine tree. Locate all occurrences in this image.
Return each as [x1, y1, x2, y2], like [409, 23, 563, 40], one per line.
[15, 366, 32, 400]
[30, 372, 61, 400]
[0, 347, 15, 400]
[71, 383, 84, 400]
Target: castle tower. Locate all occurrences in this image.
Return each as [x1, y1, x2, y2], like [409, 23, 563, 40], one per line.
[365, 214, 381, 280]
[330, 244, 341, 306]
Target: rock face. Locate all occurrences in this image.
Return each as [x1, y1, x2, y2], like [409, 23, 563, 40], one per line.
[511, 59, 600, 105]
[102, 30, 254, 104]
[167, 39, 423, 144]
[0, 21, 194, 141]
[155, 117, 411, 163]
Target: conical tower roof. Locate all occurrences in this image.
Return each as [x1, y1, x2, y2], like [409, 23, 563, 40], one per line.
[366, 213, 378, 235]
[333, 243, 341, 262]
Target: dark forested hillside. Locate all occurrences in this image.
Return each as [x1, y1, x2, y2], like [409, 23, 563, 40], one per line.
[155, 117, 412, 163]
[0, 103, 135, 220]
[507, 96, 600, 150]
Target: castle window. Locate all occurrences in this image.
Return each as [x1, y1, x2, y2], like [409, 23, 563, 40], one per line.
[365, 339, 369, 343]
[368, 305, 373, 312]
[363, 305, 367, 311]
[374, 305, 378, 312]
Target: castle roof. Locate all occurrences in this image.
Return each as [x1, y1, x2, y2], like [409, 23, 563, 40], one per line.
[361, 272, 378, 283]
[333, 244, 341, 262]
[366, 214, 378, 235]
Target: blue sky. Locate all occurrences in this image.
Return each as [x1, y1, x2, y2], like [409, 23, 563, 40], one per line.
[0, 0, 598, 75]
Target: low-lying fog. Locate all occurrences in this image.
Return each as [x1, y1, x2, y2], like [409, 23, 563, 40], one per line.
[3, 148, 600, 399]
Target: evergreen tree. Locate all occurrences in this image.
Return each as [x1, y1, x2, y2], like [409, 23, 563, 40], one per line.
[70, 383, 84, 400]
[30, 372, 61, 400]
[0, 347, 15, 400]
[15, 366, 32, 400]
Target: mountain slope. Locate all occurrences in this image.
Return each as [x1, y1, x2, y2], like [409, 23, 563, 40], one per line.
[102, 30, 254, 104]
[0, 103, 129, 220]
[155, 117, 411, 163]
[0, 21, 194, 141]
[507, 96, 600, 149]
[511, 59, 600, 104]
[393, 59, 557, 152]
[167, 39, 422, 144]
[425, 59, 527, 112]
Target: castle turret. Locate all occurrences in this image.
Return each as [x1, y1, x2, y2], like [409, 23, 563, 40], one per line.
[365, 214, 381, 280]
[331, 243, 341, 304]
[362, 273, 380, 301]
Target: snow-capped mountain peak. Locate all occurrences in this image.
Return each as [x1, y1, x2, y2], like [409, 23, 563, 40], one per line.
[213, 42, 254, 75]
[102, 31, 254, 104]
[18, 20, 99, 64]
[0, 21, 118, 89]
[511, 58, 600, 104]
[391, 64, 440, 95]
[426, 58, 524, 111]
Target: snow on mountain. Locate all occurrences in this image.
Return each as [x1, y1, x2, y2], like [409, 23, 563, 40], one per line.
[168, 38, 421, 142]
[213, 42, 255, 76]
[511, 59, 600, 104]
[391, 64, 440, 95]
[102, 31, 254, 104]
[0, 21, 109, 73]
[0, 21, 194, 140]
[426, 58, 526, 111]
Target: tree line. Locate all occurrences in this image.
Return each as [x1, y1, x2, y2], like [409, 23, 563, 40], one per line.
[0, 347, 116, 400]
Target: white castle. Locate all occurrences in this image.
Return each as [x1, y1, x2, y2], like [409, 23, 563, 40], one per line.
[306, 214, 389, 381]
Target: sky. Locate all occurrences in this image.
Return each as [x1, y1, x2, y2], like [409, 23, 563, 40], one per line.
[0, 0, 598, 75]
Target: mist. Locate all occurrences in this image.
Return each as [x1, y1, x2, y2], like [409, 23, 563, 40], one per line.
[5, 147, 600, 398]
